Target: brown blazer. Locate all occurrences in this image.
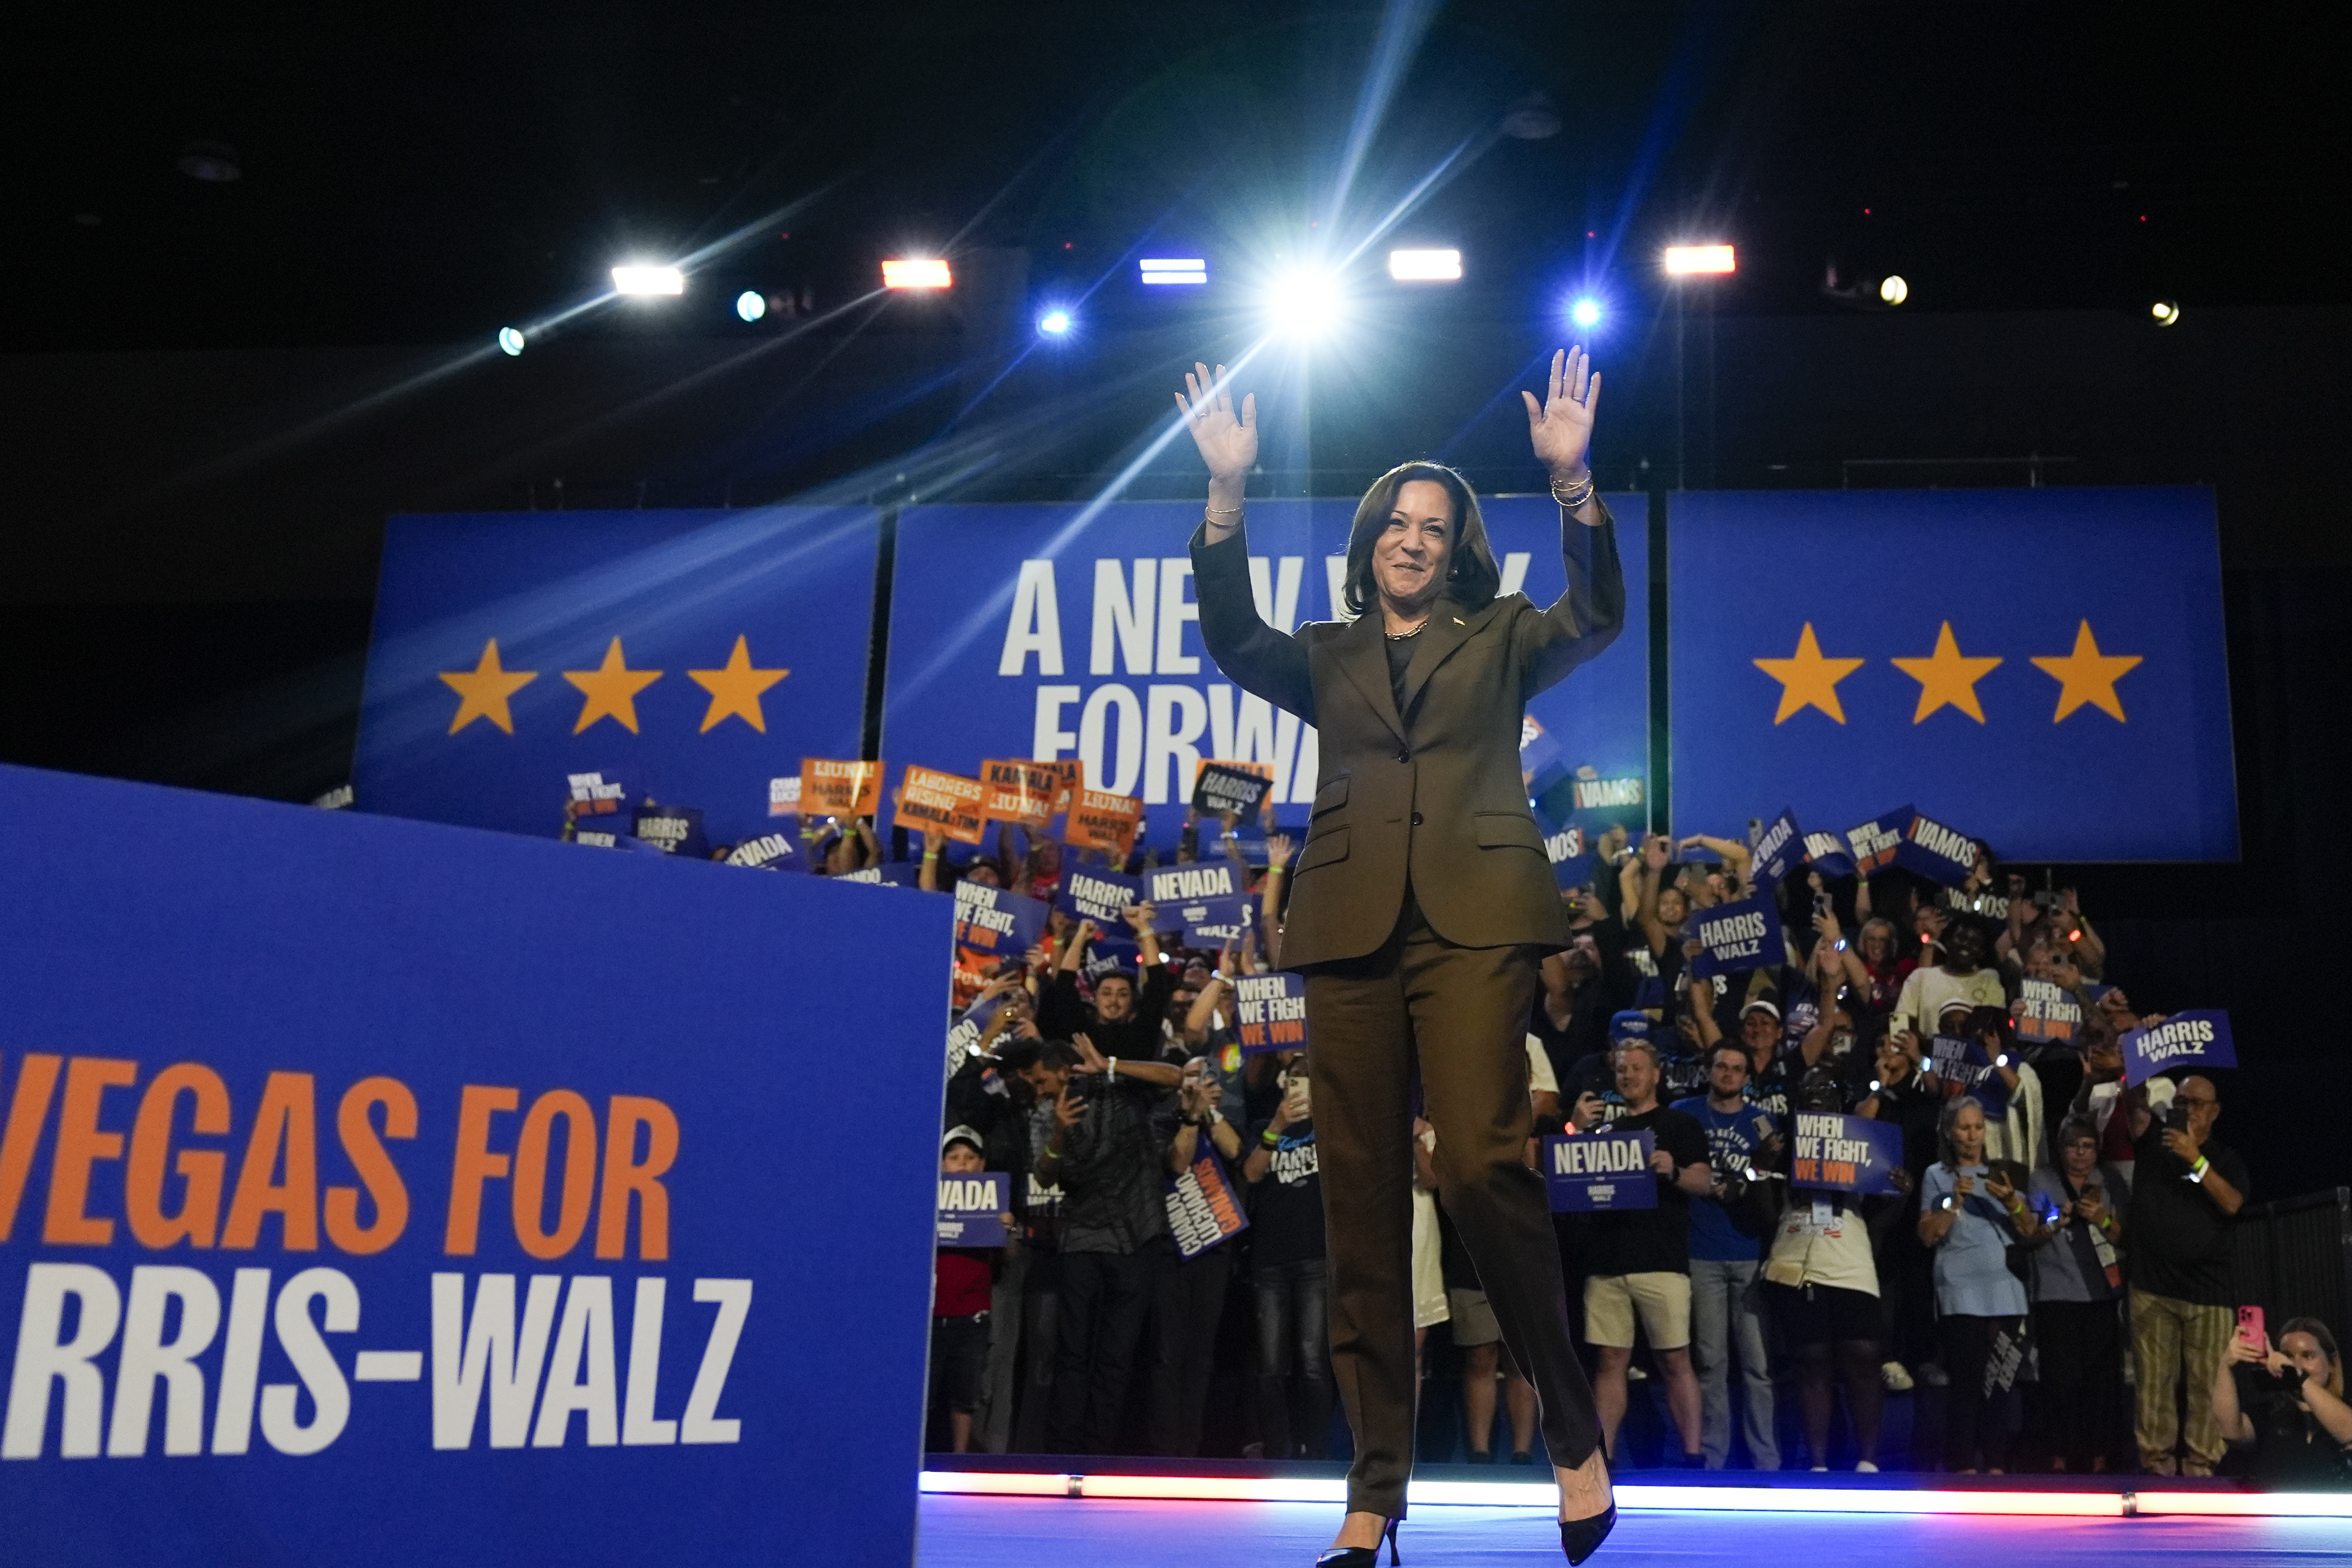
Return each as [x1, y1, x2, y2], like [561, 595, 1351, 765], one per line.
[1190, 503, 1626, 969]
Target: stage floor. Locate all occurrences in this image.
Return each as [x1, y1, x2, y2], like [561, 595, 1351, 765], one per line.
[916, 1493, 2350, 1567]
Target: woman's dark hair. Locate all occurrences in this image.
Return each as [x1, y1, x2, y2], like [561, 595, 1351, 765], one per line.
[2056, 1115, 2100, 1152]
[1340, 461, 1503, 616]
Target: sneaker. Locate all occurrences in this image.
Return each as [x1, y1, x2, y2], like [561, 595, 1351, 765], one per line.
[1810, 1465, 1829, 1473]
[1881, 1361, 1915, 1393]
[1917, 1362, 1950, 1388]
[1627, 1364, 1650, 1382]
[1855, 1460, 1880, 1473]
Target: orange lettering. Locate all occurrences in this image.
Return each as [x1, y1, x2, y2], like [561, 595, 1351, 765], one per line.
[326, 1076, 417, 1255]
[43, 1056, 138, 1245]
[595, 1096, 679, 1261]
[0, 1053, 65, 1242]
[221, 1071, 320, 1251]
[125, 1062, 232, 1249]
[512, 1090, 597, 1261]
[443, 1085, 519, 1255]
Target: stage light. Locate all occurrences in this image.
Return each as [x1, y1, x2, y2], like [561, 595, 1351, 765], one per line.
[883, 258, 952, 290]
[1388, 248, 1461, 282]
[1140, 258, 1208, 286]
[1570, 297, 1603, 329]
[1663, 244, 1736, 276]
[611, 265, 684, 296]
[1037, 308, 1073, 336]
[1264, 269, 1344, 337]
[496, 327, 525, 357]
[735, 290, 766, 322]
[2152, 299, 2181, 326]
[1879, 275, 1909, 306]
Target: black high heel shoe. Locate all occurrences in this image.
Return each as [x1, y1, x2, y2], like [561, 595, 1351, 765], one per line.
[1558, 1505, 1616, 1565]
[1316, 1517, 1400, 1567]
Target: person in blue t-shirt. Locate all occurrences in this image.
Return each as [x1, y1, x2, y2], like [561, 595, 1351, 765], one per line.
[1673, 1042, 1783, 1469]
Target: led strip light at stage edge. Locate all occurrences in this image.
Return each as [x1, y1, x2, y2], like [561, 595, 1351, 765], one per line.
[918, 1471, 2352, 1518]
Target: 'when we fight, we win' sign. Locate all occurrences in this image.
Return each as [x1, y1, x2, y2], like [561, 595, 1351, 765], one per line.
[1790, 1112, 1904, 1195]
[1232, 974, 1308, 1054]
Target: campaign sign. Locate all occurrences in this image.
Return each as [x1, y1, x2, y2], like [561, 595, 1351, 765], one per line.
[880, 496, 1650, 847]
[1166, 1151, 1249, 1259]
[1690, 892, 1784, 979]
[2122, 1009, 2236, 1087]
[2013, 978, 2083, 1044]
[1066, 788, 1144, 858]
[1847, 807, 1912, 876]
[936, 1174, 1010, 1248]
[1232, 973, 1309, 1054]
[722, 831, 796, 871]
[573, 827, 667, 855]
[1058, 865, 1142, 926]
[802, 758, 883, 820]
[766, 774, 802, 817]
[1145, 860, 1245, 911]
[1193, 759, 1274, 817]
[1750, 808, 1804, 888]
[1543, 1130, 1659, 1212]
[1519, 715, 1568, 797]
[837, 861, 926, 888]
[1533, 809, 1592, 892]
[1669, 488, 2236, 862]
[944, 993, 1007, 1075]
[1930, 1033, 2013, 1118]
[353, 508, 876, 854]
[895, 765, 987, 845]
[1171, 892, 1254, 947]
[1789, 1112, 1905, 1195]
[1802, 832, 1855, 881]
[632, 805, 708, 859]
[1895, 809, 1979, 887]
[980, 759, 1064, 830]
[567, 769, 637, 821]
[0, 762, 949, 1568]
[952, 882, 1047, 967]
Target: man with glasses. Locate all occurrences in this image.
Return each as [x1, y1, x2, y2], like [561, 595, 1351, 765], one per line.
[2122, 1073, 2249, 1475]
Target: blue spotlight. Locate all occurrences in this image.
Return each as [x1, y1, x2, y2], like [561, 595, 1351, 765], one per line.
[735, 290, 767, 322]
[1037, 308, 1073, 336]
[496, 326, 525, 356]
[1569, 297, 1603, 330]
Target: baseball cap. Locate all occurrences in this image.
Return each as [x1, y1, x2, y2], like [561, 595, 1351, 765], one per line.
[1741, 999, 1782, 1022]
[1608, 1010, 1653, 1045]
[941, 1125, 985, 1157]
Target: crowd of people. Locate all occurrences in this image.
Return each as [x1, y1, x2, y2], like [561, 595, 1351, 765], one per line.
[733, 803, 2345, 1483]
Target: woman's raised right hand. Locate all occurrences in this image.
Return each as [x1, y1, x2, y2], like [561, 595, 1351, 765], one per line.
[1176, 362, 1257, 484]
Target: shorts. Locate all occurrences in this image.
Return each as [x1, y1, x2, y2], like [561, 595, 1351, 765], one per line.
[1584, 1271, 1691, 1350]
[1446, 1288, 1501, 1347]
[1762, 1280, 1880, 1347]
[928, 1315, 989, 1414]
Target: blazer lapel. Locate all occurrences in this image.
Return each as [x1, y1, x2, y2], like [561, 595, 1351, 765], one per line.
[1398, 595, 1503, 719]
[1331, 609, 1407, 746]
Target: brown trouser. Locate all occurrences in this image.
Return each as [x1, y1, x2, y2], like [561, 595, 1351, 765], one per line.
[1305, 904, 1601, 1518]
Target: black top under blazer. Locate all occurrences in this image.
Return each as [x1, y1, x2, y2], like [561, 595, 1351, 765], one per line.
[1188, 502, 1627, 970]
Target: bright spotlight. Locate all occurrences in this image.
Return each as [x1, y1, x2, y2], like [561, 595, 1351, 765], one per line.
[1265, 270, 1344, 337]
[1037, 308, 1073, 336]
[1663, 244, 1737, 276]
[1879, 275, 1909, 306]
[496, 327, 525, 357]
[1139, 258, 1207, 286]
[2151, 300, 2181, 326]
[1388, 248, 1462, 282]
[611, 265, 684, 296]
[735, 290, 767, 322]
[1569, 297, 1603, 330]
[882, 258, 953, 290]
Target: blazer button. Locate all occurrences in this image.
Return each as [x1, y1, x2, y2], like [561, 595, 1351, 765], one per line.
[1394, 748, 1410, 764]
[1410, 811, 1424, 827]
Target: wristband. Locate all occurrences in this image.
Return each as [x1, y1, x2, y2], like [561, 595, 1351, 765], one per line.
[1107, 1056, 1117, 1081]
[1267, 865, 1286, 879]
[2190, 1154, 2210, 1182]
[1261, 1127, 1281, 1147]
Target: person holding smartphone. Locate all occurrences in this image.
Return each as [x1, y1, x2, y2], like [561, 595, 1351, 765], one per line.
[2210, 1315, 2352, 1486]
[2024, 1118, 2127, 1472]
[1918, 1096, 2036, 1472]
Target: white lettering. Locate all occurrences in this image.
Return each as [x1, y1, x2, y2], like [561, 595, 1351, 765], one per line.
[108, 1265, 221, 1456]
[1079, 684, 1143, 797]
[622, 1278, 676, 1446]
[1033, 684, 1080, 761]
[3, 1262, 121, 1459]
[209, 1267, 270, 1454]
[680, 1279, 751, 1445]
[1155, 558, 1199, 674]
[1091, 559, 1156, 675]
[533, 1277, 620, 1448]
[260, 1267, 357, 1456]
[1000, 559, 1065, 675]
[431, 1272, 561, 1450]
[1247, 555, 1305, 633]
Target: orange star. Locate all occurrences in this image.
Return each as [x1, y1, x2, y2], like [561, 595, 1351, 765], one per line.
[562, 638, 663, 734]
[2030, 620, 2142, 721]
[438, 638, 537, 734]
[687, 635, 790, 733]
[1890, 621, 2004, 723]
[1754, 623, 1866, 724]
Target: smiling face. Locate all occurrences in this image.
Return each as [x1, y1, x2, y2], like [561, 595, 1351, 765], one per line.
[1372, 478, 1457, 615]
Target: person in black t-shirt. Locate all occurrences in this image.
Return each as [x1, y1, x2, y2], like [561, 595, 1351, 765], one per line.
[1573, 1038, 1713, 1463]
[2212, 1316, 2352, 1487]
[1245, 1054, 1332, 1459]
[2121, 1073, 2249, 1475]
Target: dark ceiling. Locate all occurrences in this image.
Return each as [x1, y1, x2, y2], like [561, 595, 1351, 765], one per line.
[11, 1, 2344, 352]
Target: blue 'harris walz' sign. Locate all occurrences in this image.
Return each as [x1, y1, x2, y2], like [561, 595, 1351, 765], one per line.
[2122, 1010, 2235, 1087]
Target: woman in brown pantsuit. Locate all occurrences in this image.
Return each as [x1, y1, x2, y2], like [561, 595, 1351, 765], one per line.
[1177, 349, 1624, 1565]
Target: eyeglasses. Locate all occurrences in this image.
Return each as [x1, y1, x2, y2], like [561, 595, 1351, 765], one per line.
[2174, 1095, 2218, 1108]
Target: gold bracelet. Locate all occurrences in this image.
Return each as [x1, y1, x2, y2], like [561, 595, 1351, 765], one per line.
[1205, 502, 1242, 516]
[1550, 474, 1596, 509]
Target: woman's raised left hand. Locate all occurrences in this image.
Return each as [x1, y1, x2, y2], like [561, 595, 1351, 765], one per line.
[1521, 346, 1601, 482]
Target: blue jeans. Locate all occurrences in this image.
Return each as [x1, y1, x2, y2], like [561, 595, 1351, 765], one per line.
[1690, 1257, 1778, 1469]
[1253, 1258, 1332, 1459]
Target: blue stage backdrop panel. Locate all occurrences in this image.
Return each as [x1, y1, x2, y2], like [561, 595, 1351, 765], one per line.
[0, 763, 950, 1568]
[1667, 488, 2236, 862]
[881, 496, 1646, 849]
[354, 507, 879, 850]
